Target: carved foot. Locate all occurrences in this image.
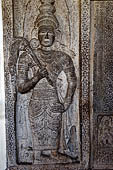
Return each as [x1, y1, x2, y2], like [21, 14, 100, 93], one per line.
[58, 149, 78, 160]
[64, 150, 78, 159]
[41, 150, 52, 157]
[18, 150, 34, 164]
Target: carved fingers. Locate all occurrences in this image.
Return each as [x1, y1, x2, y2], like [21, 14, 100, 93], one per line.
[38, 67, 54, 86]
[39, 67, 49, 78]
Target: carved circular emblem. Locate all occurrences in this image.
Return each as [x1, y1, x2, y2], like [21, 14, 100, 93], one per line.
[30, 38, 39, 49]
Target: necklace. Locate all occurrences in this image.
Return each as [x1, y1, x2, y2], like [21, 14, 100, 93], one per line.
[40, 50, 54, 62]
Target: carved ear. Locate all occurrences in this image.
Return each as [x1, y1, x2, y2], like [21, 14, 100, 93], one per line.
[30, 28, 40, 49]
[31, 28, 39, 39]
[30, 38, 40, 49]
[55, 29, 62, 42]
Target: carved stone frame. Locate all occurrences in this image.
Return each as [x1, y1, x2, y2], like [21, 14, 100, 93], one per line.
[3, 0, 91, 169]
[90, 1, 113, 170]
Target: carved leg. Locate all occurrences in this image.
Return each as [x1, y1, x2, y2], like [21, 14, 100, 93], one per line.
[17, 141, 34, 164]
[34, 151, 41, 161]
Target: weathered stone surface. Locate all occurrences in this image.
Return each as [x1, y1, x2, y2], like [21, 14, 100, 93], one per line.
[3, 0, 113, 169]
[3, 0, 91, 169]
[90, 1, 113, 169]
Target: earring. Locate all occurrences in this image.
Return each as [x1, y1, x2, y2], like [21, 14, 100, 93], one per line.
[30, 38, 40, 49]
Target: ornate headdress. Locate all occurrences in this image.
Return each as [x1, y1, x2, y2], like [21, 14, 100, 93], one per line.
[35, 0, 59, 29]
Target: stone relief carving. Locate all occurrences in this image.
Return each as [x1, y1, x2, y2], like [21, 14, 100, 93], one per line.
[91, 1, 113, 167]
[98, 116, 113, 148]
[9, 0, 79, 164]
[96, 115, 113, 165]
[3, 0, 92, 168]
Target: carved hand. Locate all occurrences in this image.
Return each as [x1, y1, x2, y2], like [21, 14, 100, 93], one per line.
[38, 67, 54, 86]
[38, 67, 49, 79]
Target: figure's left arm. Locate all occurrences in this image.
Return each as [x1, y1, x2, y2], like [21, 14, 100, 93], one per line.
[63, 55, 77, 111]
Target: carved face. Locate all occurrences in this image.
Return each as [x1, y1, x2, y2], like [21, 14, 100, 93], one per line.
[38, 26, 55, 47]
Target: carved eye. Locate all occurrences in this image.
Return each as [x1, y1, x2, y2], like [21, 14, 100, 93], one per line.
[48, 32, 54, 36]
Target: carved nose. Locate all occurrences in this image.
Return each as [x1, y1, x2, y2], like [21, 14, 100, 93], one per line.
[45, 32, 49, 39]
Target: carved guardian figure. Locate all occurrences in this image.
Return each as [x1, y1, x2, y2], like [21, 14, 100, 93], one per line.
[15, 0, 77, 163]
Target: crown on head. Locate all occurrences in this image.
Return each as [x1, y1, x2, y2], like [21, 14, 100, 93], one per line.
[35, 0, 59, 29]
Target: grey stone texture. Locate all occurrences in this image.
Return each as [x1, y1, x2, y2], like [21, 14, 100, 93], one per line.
[3, 0, 113, 170]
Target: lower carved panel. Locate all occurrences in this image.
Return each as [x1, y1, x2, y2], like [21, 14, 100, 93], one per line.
[97, 149, 113, 165]
[97, 115, 113, 165]
[98, 115, 113, 149]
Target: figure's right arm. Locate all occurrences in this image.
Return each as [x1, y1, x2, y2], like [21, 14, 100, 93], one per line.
[17, 52, 41, 94]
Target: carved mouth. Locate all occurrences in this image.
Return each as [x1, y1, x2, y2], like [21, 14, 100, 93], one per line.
[44, 39, 50, 42]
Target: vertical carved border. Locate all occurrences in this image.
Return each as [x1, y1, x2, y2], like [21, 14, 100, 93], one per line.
[80, 0, 90, 168]
[2, 0, 16, 166]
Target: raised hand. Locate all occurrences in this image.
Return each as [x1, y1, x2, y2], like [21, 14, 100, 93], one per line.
[39, 67, 49, 79]
[38, 67, 54, 86]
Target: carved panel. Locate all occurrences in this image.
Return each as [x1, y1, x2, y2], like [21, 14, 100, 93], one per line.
[97, 115, 113, 164]
[91, 1, 113, 169]
[3, 0, 90, 169]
